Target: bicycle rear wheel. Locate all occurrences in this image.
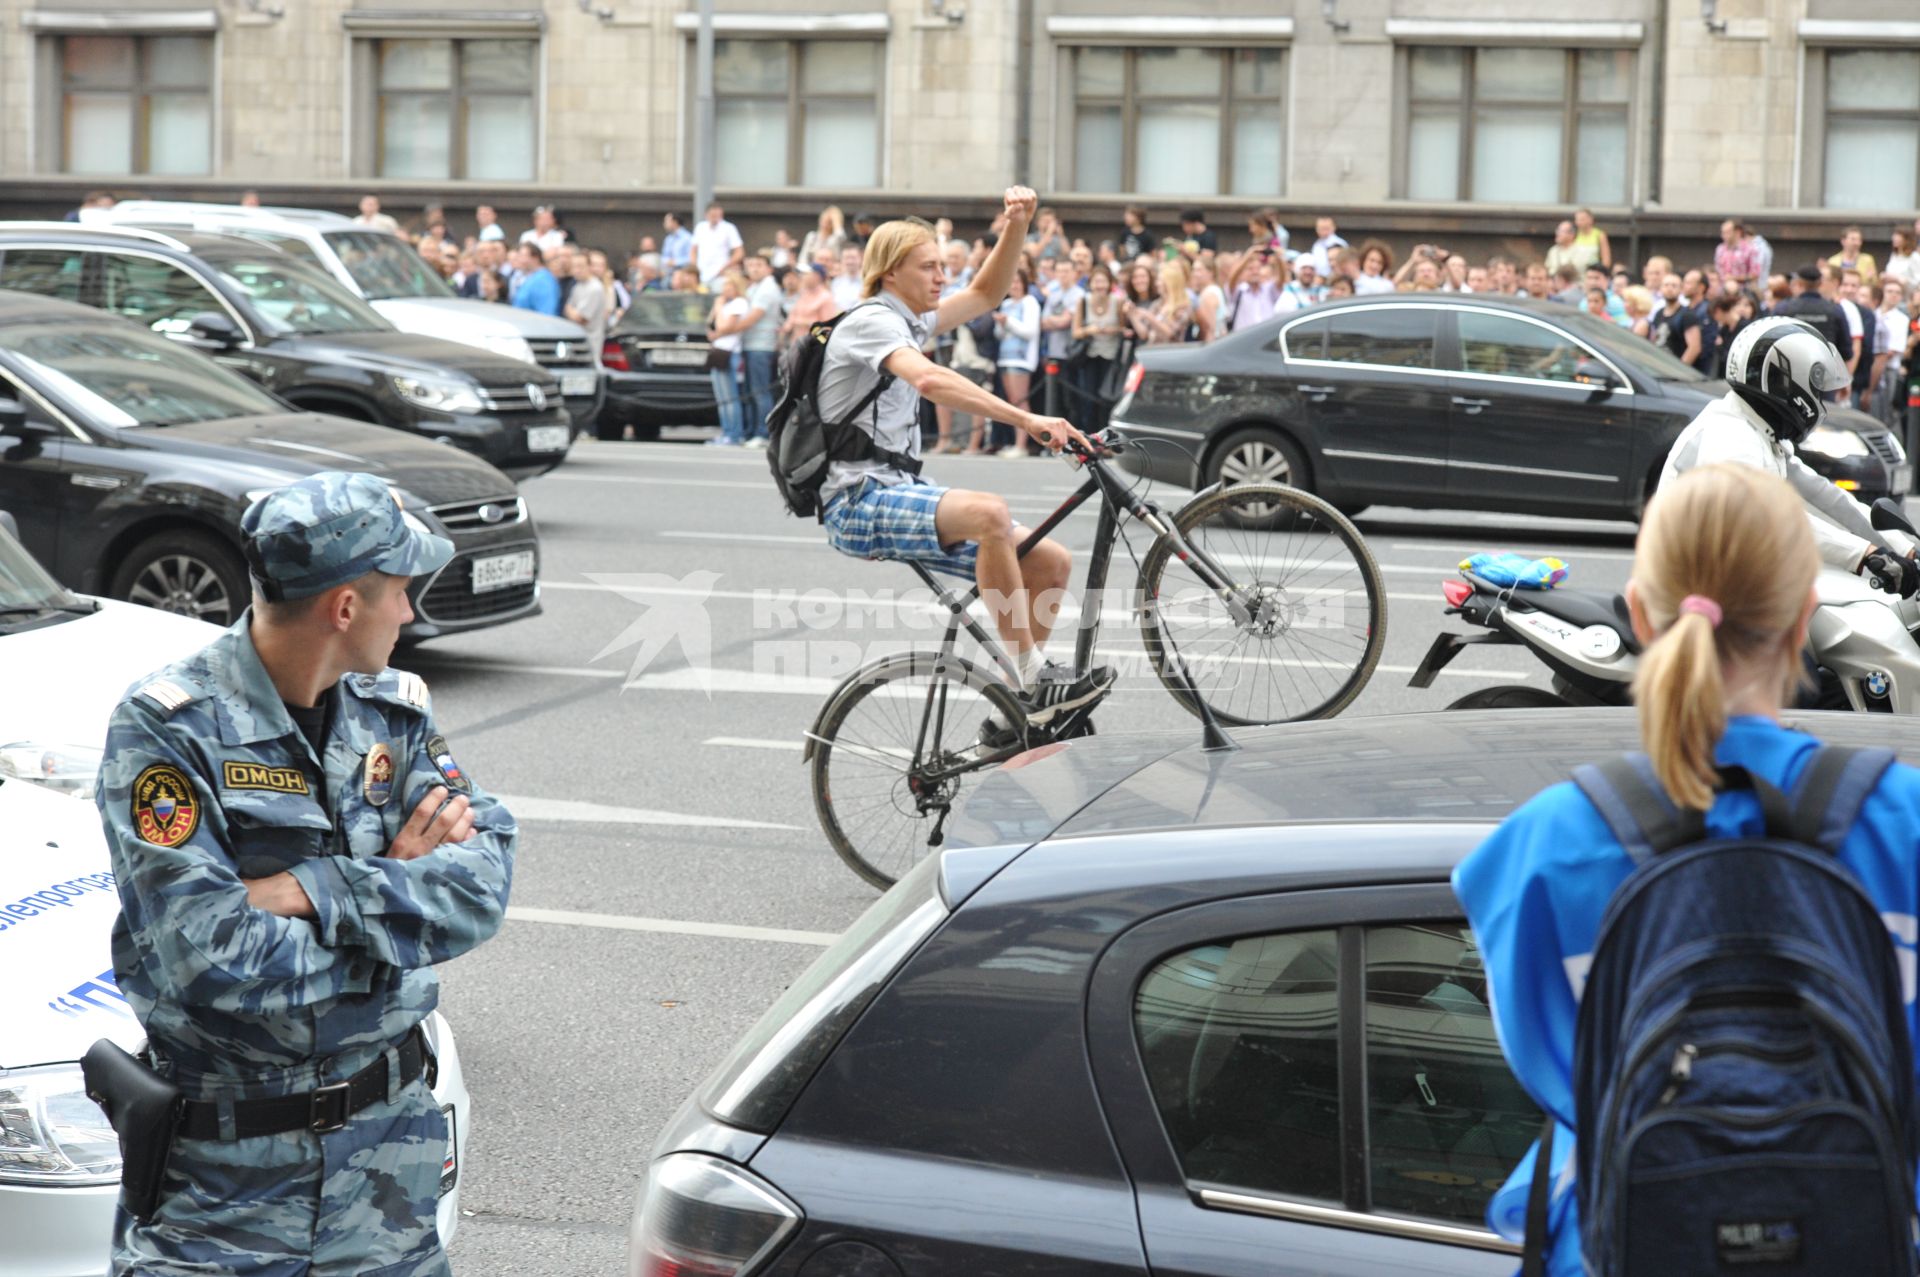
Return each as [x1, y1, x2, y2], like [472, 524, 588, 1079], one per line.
[1138, 482, 1386, 724]
[809, 651, 1026, 891]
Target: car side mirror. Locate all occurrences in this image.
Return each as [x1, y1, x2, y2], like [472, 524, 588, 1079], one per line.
[186, 311, 242, 348]
[1574, 359, 1620, 392]
[1871, 497, 1917, 538]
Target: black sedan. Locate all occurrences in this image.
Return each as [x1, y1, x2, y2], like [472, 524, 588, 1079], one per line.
[0, 290, 539, 639]
[0, 224, 578, 480]
[627, 708, 1919, 1275]
[1111, 295, 1909, 519]
[597, 290, 720, 440]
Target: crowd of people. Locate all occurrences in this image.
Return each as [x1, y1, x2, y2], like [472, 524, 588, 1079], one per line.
[339, 192, 1920, 446]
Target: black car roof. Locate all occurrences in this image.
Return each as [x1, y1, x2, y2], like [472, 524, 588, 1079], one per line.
[948, 707, 1920, 846]
[0, 288, 119, 325]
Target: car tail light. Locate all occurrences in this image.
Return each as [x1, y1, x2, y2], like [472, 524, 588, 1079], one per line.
[1123, 361, 1145, 397]
[602, 339, 631, 372]
[629, 1153, 799, 1277]
[1442, 580, 1472, 608]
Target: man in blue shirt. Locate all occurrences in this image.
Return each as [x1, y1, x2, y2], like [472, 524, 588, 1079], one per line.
[510, 244, 560, 316]
[660, 212, 693, 274]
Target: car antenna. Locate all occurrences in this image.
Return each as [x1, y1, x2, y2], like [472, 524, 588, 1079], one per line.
[1157, 628, 1238, 753]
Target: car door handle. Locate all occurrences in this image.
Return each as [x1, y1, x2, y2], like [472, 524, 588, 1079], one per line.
[1297, 384, 1337, 401]
[1451, 396, 1492, 414]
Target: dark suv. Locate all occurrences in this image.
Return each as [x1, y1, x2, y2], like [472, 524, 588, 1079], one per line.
[0, 223, 577, 480]
[0, 290, 539, 639]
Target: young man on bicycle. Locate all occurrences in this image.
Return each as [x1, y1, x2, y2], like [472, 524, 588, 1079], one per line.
[817, 187, 1115, 725]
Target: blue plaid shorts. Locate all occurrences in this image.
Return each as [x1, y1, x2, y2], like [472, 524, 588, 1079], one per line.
[822, 478, 980, 581]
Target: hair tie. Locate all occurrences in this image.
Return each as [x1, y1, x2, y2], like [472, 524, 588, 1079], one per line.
[1678, 594, 1723, 628]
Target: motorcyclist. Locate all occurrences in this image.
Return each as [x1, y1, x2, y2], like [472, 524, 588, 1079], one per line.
[1660, 315, 1917, 594]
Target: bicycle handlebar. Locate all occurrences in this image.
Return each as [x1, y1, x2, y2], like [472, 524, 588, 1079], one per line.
[1062, 429, 1127, 466]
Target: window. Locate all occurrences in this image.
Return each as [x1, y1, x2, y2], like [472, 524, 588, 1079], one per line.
[711, 40, 881, 189]
[1287, 309, 1438, 369]
[1457, 311, 1593, 383]
[370, 39, 536, 181]
[1068, 46, 1285, 196]
[1135, 929, 1342, 1201]
[56, 35, 212, 175]
[0, 249, 88, 306]
[1134, 922, 1538, 1231]
[1823, 49, 1920, 209]
[96, 255, 225, 334]
[1404, 46, 1629, 205]
[1364, 924, 1538, 1225]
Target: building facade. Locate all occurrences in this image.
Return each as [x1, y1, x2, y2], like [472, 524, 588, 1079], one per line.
[0, 0, 1916, 257]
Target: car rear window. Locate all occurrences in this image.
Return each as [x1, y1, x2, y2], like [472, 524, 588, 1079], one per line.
[700, 853, 948, 1133]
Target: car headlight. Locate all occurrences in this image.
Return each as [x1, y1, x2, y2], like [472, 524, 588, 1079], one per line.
[476, 333, 537, 365]
[0, 1064, 121, 1185]
[0, 742, 105, 800]
[392, 375, 486, 416]
[1802, 424, 1870, 459]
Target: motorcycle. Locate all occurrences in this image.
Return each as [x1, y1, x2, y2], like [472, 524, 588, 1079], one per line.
[1409, 498, 1920, 714]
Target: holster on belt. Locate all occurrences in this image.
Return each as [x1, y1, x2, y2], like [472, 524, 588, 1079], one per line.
[80, 1038, 182, 1222]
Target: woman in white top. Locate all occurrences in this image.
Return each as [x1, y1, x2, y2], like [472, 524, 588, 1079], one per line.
[798, 206, 846, 270]
[705, 271, 752, 447]
[993, 269, 1042, 456]
[1071, 264, 1130, 432]
[1353, 240, 1398, 295]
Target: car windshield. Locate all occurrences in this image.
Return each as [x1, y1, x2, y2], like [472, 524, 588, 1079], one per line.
[213, 258, 391, 335]
[0, 522, 80, 612]
[617, 293, 711, 331]
[1552, 308, 1709, 383]
[324, 230, 456, 302]
[3, 323, 286, 428]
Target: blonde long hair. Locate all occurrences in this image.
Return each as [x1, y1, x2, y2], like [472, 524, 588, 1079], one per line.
[1631, 464, 1818, 810]
[862, 219, 935, 298]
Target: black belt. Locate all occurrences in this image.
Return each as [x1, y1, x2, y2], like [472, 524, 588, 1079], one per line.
[176, 1025, 436, 1140]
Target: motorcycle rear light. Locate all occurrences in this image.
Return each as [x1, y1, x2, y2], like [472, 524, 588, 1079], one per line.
[602, 339, 631, 372]
[1123, 361, 1145, 397]
[1442, 580, 1473, 608]
[629, 1153, 799, 1277]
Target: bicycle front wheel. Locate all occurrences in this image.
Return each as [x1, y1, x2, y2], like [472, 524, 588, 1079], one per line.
[1138, 482, 1386, 725]
[809, 651, 1027, 891]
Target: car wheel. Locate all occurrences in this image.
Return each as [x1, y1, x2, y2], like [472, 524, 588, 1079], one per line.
[1444, 685, 1569, 710]
[1210, 426, 1310, 493]
[110, 529, 249, 627]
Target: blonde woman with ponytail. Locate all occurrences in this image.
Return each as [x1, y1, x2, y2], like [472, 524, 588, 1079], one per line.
[1453, 463, 1920, 1275]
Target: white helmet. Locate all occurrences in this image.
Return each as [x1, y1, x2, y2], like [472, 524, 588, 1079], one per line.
[1723, 316, 1847, 445]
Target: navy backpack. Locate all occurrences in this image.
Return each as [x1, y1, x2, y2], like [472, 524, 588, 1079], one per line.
[1532, 746, 1919, 1276]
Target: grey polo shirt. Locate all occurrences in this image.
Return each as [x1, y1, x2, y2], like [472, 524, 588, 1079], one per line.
[817, 290, 935, 505]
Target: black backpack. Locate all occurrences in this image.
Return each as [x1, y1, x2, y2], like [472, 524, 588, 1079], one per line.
[766, 303, 921, 522]
[1548, 748, 1918, 1277]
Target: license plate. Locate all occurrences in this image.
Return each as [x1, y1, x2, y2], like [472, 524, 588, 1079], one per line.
[560, 371, 596, 397]
[651, 347, 710, 368]
[440, 1105, 458, 1195]
[471, 550, 535, 594]
[527, 425, 570, 452]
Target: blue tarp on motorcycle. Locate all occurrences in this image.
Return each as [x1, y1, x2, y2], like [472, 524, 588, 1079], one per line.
[1459, 552, 1568, 589]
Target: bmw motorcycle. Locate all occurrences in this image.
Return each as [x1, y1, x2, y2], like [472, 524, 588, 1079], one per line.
[1409, 499, 1920, 714]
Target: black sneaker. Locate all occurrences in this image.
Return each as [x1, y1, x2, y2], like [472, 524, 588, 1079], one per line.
[1017, 663, 1117, 727]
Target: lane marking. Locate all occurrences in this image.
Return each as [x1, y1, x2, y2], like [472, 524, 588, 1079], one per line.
[539, 578, 1438, 607]
[494, 794, 800, 830]
[506, 906, 837, 947]
[1387, 542, 1637, 562]
[705, 735, 801, 751]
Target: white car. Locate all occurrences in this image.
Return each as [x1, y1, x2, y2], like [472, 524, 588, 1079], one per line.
[0, 524, 472, 1276]
[82, 201, 604, 430]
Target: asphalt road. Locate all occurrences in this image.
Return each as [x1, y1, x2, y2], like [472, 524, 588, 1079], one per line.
[418, 431, 1640, 1274]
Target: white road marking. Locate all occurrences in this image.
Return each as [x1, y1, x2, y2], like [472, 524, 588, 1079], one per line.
[705, 735, 801, 751]
[539, 577, 1437, 608]
[1387, 542, 1637, 562]
[493, 794, 800, 830]
[506, 906, 837, 947]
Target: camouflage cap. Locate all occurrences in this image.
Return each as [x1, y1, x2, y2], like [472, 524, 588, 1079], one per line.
[240, 471, 454, 601]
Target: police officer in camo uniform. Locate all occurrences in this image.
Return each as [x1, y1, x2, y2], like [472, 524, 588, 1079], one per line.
[96, 470, 516, 1275]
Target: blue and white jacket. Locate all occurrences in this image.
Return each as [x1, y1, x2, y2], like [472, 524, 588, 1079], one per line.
[1453, 716, 1920, 1275]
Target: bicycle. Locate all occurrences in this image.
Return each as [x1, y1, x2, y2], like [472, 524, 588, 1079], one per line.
[802, 428, 1387, 889]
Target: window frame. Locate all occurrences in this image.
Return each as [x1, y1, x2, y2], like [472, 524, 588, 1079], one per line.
[1085, 879, 1524, 1256]
[1399, 45, 1631, 204]
[1062, 43, 1288, 196]
[365, 36, 539, 181]
[54, 33, 214, 176]
[696, 37, 885, 189]
[1815, 46, 1920, 210]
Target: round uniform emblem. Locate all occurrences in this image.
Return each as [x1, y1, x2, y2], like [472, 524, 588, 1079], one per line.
[132, 764, 199, 847]
[364, 742, 395, 807]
